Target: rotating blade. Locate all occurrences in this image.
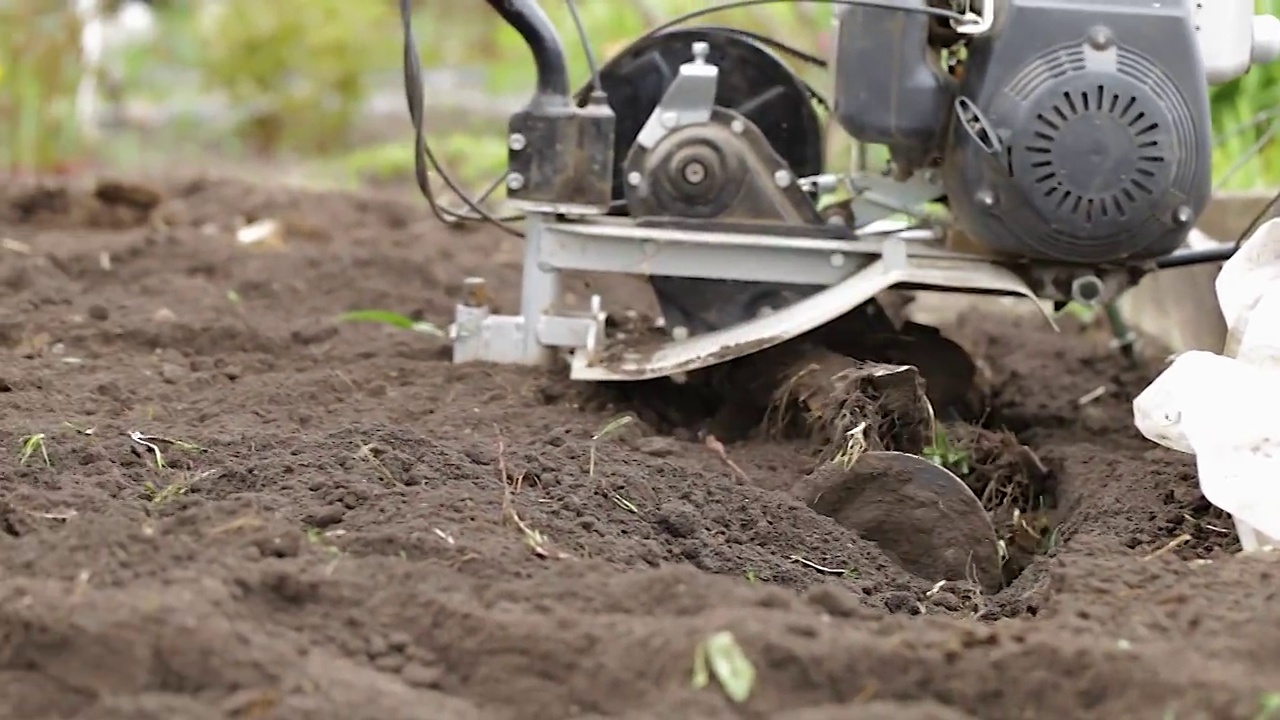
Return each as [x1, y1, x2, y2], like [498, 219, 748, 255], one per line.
[792, 451, 1004, 594]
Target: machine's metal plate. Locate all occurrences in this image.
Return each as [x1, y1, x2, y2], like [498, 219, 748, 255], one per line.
[570, 251, 1049, 382]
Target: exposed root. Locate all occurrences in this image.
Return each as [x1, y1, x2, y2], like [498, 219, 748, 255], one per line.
[819, 317, 986, 422]
[941, 423, 1058, 582]
[760, 344, 933, 461]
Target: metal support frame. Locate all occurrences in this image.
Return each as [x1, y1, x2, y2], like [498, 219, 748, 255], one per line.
[451, 214, 606, 367]
[449, 213, 1056, 380]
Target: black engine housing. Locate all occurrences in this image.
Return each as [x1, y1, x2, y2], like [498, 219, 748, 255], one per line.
[941, 0, 1213, 264]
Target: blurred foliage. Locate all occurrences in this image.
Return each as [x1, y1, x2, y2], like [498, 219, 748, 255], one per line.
[195, 0, 395, 155]
[7, 0, 1280, 191]
[1211, 0, 1280, 190]
[0, 1, 84, 173]
[337, 132, 508, 187]
[417, 0, 831, 97]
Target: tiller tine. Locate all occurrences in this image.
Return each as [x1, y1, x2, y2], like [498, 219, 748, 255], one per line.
[792, 451, 1005, 594]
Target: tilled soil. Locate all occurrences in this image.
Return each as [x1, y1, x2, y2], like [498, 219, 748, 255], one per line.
[0, 175, 1276, 720]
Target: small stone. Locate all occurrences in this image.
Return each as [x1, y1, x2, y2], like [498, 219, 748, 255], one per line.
[387, 632, 412, 651]
[159, 363, 186, 384]
[400, 662, 443, 688]
[87, 304, 109, 321]
[306, 506, 346, 529]
[153, 308, 176, 322]
[655, 500, 700, 538]
[372, 653, 405, 673]
[366, 635, 389, 658]
[637, 436, 678, 457]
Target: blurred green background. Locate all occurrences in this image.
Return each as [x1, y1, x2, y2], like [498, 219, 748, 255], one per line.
[2, 0, 1279, 196]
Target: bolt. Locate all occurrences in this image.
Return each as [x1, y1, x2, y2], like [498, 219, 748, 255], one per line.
[682, 161, 707, 184]
[1071, 275, 1105, 305]
[975, 189, 996, 209]
[829, 252, 845, 268]
[671, 325, 690, 341]
[627, 171, 642, 186]
[507, 173, 525, 190]
[507, 133, 526, 151]
[462, 276, 489, 307]
[730, 119, 745, 134]
[1087, 26, 1114, 50]
[660, 111, 679, 128]
[773, 169, 792, 187]
[691, 41, 710, 62]
[1172, 204, 1195, 227]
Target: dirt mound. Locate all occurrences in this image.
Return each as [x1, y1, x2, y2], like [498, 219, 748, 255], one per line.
[0, 175, 1274, 720]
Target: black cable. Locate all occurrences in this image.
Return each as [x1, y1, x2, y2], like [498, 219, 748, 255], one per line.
[400, 0, 965, 235]
[708, 26, 829, 68]
[1233, 187, 1280, 247]
[642, 0, 965, 40]
[1153, 243, 1239, 269]
[400, 0, 524, 234]
[564, 0, 603, 95]
[1153, 181, 1280, 269]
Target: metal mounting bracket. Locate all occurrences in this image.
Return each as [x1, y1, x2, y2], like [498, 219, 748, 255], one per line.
[449, 213, 1051, 381]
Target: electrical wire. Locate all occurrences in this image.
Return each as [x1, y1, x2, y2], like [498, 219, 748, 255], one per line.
[399, 0, 524, 235]
[398, 0, 963, 237]
[1233, 187, 1280, 247]
[640, 0, 965, 40]
[1141, 118, 1280, 268]
[564, 0, 602, 94]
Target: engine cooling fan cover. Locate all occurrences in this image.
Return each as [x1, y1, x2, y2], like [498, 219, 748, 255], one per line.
[1009, 72, 1180, 242]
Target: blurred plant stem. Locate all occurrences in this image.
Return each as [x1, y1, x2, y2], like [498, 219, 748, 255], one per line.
[1210, 0, 1280, 190]
[0, 1, 85, 174]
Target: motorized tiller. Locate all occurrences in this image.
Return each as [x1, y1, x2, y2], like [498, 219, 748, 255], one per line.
[399, 0, 1280, 590]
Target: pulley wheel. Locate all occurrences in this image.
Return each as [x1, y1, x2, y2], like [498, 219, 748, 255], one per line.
[574, 26, 825, 211]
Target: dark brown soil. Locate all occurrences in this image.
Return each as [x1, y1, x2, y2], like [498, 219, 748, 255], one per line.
[0, 175, 1274, 720]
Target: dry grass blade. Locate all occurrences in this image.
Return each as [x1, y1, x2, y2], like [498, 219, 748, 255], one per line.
[497, 432, 571, 559]
[589, 414, 633, 480]
[703, 433, 750, 483]
[1143, 534, 1192, 560]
